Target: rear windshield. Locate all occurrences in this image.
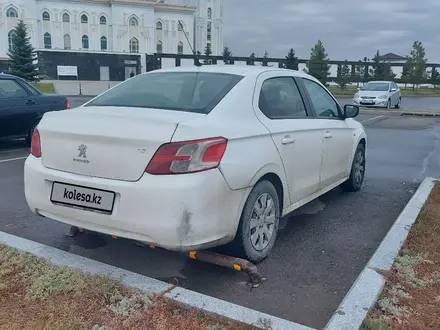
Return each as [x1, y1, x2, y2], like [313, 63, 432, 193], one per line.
[84, 72, 244, 114]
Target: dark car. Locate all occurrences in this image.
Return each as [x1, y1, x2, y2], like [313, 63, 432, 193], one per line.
[0, 73, 69, 144]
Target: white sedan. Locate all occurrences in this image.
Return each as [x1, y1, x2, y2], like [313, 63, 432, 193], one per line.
[352, 81, 401, 109]
[24, 66, 367, 263]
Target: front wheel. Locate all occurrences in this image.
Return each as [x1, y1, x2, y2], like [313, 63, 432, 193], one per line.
[395, 97, 401, 109]
[341, 143, 365, 192]
[226, 180, 280, 263]
[385, 99, 391, 109]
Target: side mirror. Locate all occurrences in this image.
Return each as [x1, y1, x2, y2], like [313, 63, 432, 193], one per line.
[390, 88, 397, 92]
[344, 104, 359, 118]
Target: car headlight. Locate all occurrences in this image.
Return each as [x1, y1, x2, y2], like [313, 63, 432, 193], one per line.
[354, 93, 359, 98]
[378, 95, 388, 99]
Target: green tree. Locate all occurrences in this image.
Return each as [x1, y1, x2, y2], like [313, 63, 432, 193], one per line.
[222, 46, 232, 64]
[247, 52, 256, 65]
[261, 51, 269, 66]
[362, 57, 370, 82]
[284, 48, 298, 70]
[429, 67, 440, 89]
[354, 60, 364, 87]
[203, 44, 212, 65]
[400, 61, 411, 89]
[7, 20, 38, 81]
[336, 60, 351, 89]
[369, 50, 396, 81]
[306, 40, 330, 84]
[407, 40, 428, 90]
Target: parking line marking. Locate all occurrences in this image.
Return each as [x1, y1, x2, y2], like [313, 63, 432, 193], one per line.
[361, 115, 384, 123]
[0, 156, 27, 163]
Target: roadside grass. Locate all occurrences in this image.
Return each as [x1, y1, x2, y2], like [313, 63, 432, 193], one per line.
[0, 244, 257, 330]
[328, 86, 440, 97]
[361, 181, 440, 330]
[32, 82, 56, 94]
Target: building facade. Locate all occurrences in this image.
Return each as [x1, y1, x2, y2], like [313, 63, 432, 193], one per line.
[0, 0, 224, 60]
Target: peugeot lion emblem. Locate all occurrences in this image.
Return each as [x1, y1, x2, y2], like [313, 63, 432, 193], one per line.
[78, 144, 87, 158]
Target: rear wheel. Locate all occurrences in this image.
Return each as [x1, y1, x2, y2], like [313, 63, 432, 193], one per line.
[227, 180, 280, 263]
[341, 143, 365, 192]
[25, 120, 40, 146]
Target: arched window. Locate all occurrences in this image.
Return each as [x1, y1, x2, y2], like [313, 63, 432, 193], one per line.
[129, 17, 138, 26]
[6, 8, 18, 18]
[81, 14, 88, 24]
[100, 16, 106, 25]
[44, 32, 52, 49]
[177, 21, 183, 31]
[177, 41, 183, 54]
[129, 37, 139, 53]
[63, 34, 71, 50]
[207, 7, 212, 19]
[82, 35, 89, 49]
[100, 36, 107, 50]
[156, 40, 162, 53]
[62, 13, 70, 22]
[8, 30, 16, 50]
[42, 11, 50, 21]
[156, 21, 162, 30]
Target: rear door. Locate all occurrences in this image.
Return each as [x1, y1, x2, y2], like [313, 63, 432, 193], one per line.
[0, 78, 31, 138]
[253, 72, 323, 205]
[300, 78, 354, 189]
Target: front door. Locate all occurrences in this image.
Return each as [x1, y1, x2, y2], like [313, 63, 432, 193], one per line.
[301, 78, 354, 189]
[253, 73, 323, 205]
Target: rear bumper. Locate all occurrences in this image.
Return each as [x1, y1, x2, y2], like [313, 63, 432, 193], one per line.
[24, 156, 250, 251]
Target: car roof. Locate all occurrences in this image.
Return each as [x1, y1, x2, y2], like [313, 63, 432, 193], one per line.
[0, 73, 18, 79]
[367, 81, 392, 83]
[146, 65, 312, 79]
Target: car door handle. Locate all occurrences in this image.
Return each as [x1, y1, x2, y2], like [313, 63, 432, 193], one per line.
[281, 136, 295, 145]
[26, 100, 35, 105]
[324, 131, 332, 139]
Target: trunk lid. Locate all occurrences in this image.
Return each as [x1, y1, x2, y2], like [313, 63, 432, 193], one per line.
[38, 106, 203, 181]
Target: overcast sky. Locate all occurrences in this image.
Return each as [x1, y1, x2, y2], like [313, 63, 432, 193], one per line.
[223, 0, 440, 62]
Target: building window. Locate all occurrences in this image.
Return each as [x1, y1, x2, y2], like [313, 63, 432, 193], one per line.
[156, 40, 162, 53]
[207, 7, 212, 19]
[62, 13, 70, 22]
[44, 32, 51, 49]
[129, 17, 138, 26]
[8, 30, 16, 50]
[207, 21, 211, 41]
[6, 8, 18, 18]
[100, 16, 106, 25]
[42, 11, 50, 21]
[101, 36, 107, 50]
[82, 35, 89, 49]
[129, 37, 139, 53]
[177, 41, 183, 54]
[63, 34, 71, 50]
[81, 14, 88, 24]
[177, 21, 183, 31]
[156, 21, 162, 30]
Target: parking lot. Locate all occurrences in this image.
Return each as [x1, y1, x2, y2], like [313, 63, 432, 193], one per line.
[1, 106, 440, 328]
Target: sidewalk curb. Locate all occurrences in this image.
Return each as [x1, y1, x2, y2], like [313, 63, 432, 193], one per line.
[324, 177, 437, 330]
[359, 109, 440, 116]
[0, 231, 314, 330]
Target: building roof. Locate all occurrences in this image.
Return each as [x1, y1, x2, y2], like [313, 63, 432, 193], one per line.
[378, 53, 407, 61]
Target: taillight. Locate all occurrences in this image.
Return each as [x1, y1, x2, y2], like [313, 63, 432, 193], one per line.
[146, 137, 227, 175]
[31, 128, 42, 158]
[66, 99, 70, 109]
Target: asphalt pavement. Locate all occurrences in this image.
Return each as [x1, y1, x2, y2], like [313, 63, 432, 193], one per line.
[1, 111, 440, 329]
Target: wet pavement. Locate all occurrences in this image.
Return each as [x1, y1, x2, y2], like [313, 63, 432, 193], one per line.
[1, 113, 440, 329]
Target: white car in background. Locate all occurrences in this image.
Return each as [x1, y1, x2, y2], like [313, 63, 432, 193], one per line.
[24, 66, 367, 263]
[353, 81, 401, 109]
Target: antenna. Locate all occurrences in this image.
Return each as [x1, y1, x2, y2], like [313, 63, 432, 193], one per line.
[178, 20, 202, 67]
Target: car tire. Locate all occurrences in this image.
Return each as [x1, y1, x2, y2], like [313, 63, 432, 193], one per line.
[395, 97, 401, 109]
[25, 120, 40, 146]
[226, 180, 280, 264]
[341, 143, 366, 192]
[386, 99, 391, 109]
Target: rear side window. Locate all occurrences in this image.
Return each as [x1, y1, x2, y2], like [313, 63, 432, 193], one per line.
[258, 77, 307, 119]
[85, 72, 243, 114]
[0, 79, 28, 98]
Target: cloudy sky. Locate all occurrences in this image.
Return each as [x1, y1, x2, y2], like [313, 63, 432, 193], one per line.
[223, 0, 440, 62]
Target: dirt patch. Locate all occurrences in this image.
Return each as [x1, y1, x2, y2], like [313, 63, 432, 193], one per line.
[362, 181, 440, 330]
[0, 244, 258, 330]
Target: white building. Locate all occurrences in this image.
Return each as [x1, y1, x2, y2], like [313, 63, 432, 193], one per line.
[0, 0, 224, 59]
